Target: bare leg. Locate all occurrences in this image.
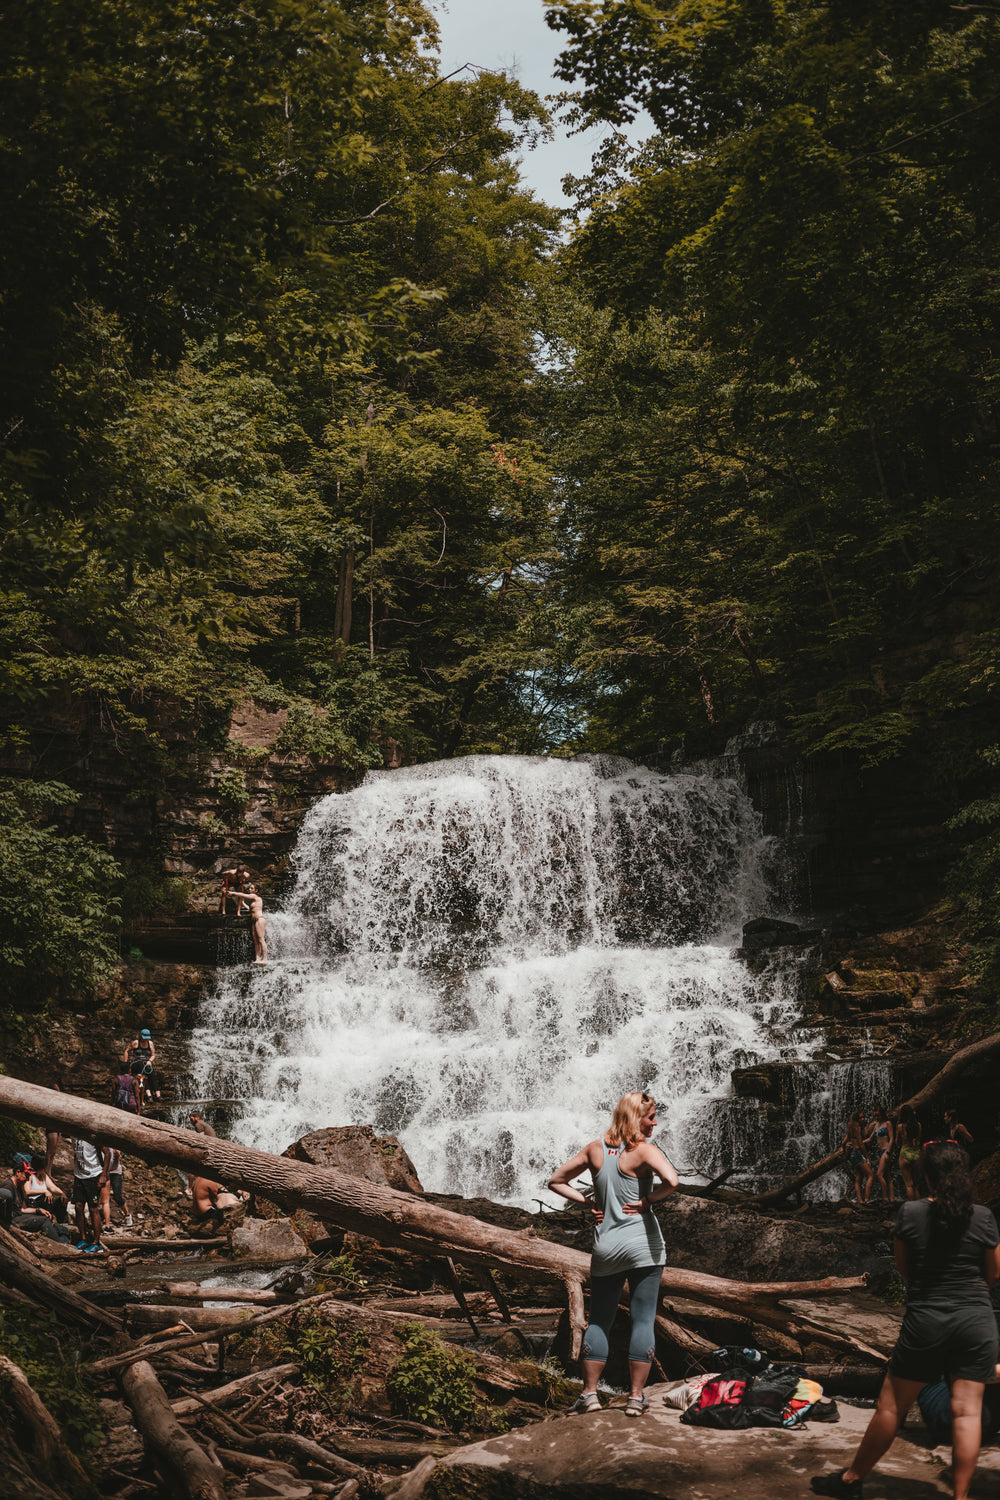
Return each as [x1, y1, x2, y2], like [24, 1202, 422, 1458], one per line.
[949, 1378, 985, 1500]
[842, 1373, 924, 1482]
[629, 1359, 652, 1399]
[581, 1358, 604, 1395]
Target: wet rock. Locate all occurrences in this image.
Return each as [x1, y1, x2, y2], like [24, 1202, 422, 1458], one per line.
[740, 917, 819, 952]
[283, 1125, 424, 1195]
[657, 1194, 889, 1282]
[232, 1216, 309, 1260]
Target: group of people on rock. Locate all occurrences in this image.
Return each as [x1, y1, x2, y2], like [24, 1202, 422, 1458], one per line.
[0, 1137, 132, 1253]
[841, 1103, 974, 1207]
[218, 862, 268, 962]
[552, 1090, 998, 1500]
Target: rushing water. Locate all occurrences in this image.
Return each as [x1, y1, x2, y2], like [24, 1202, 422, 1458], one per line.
[186, 754, 819, 1203]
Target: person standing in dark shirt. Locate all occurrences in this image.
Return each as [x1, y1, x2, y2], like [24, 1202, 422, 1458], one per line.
[812, 1141, 1000, 1500]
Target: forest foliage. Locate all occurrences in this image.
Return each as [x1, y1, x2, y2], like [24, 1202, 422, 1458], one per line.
[1, 0, 998, 999]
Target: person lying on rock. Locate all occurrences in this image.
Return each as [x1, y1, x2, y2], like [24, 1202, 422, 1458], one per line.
[548, 1090, 679, 1418]
[190, 1174, 243, 1221]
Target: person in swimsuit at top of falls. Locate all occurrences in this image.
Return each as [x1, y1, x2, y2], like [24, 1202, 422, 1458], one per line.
[218, 864, 249, 917]
[548, 1091, 679, 1417]
[898, 1104, 922, 1201]
[867, 1105, 895, 1205]
[242, 885, 267, 963]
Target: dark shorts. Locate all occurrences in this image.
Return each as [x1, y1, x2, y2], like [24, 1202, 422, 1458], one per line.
[890, 1304, 999, 1384]
[849, 1148, 865, 1169]
[109, 1172, 125, 1207]
[72, 1175, 101, 1207]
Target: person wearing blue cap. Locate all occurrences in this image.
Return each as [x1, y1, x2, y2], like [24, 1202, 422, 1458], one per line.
[122, 1027, 161, 1102]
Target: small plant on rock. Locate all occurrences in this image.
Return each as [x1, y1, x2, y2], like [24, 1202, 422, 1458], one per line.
[385, 1322, 481, 1431]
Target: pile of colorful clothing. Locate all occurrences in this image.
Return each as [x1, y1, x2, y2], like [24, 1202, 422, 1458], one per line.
[663, 1346, 839, 1430]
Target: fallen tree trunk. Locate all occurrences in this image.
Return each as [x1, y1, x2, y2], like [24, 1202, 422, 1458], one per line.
[745, 1146, 848, 1209]
[0, 1354, 99, 1497]
[0, 1225, 122, 1332]
[748, 1029, 1000, 1207]
[170, 1364, 301, 1416]
[90, 1290, 339, 1378]
[121, 1359, 227, 1500]
[897, 1030, 1000, 1118]
[0, 1077, 864, 1362]
[164, 1282, 290, 1306]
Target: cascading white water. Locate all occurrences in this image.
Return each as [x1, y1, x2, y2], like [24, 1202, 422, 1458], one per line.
[187, 754, 815, 1203]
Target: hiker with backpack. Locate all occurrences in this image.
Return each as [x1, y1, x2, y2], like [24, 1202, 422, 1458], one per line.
[548, 1090, 679, 1417]
[811, 1140, 1000, 1500]
[111, 1069, 140, 1115]
[123, 1027, 162, 1103]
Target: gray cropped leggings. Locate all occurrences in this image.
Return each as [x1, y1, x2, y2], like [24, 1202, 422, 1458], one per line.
[582, 1264, 662, 1365]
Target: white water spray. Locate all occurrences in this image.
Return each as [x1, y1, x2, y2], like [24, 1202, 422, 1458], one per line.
[188, 755, 813, 1202]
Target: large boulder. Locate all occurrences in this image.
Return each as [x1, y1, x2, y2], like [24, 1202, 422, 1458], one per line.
[659, 1194, 889, 1283]
[282, 1125, 423, 1195]
[232, 1216, 309, 1260]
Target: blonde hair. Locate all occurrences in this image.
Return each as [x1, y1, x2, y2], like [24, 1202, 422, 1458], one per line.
[605, 1091, 654, 1149]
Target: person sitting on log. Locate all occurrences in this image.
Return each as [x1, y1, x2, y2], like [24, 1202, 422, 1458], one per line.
[189, 1110, 217, 1138]
[548, 1090, 679, 1417]
[24, 1152, 68, 1221]
[4, 1159, 74, 1242]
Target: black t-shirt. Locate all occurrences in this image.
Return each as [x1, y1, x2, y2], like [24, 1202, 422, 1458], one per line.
[896, 1199, 999, 1311]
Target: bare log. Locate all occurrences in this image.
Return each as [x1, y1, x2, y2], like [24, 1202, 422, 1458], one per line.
[897, 1030, 1000, 1117]
[121, 1359, 227, 1500]
[654, 1312, 717, 1362]
[90, 1290, 339, 1377]
[0, 1078, 864, 1325]
[164, 1282, 290, 1306]
[256, 1431, 364, 1478]
[0, 1354, 98, 1495]
[744, 1146, 848, 1208]
[170, 1364, 300, 1416]
[0, 1225, 122, 1332]
[565, 1276, 586, 1361]
[110, 1237, 229, 1252]
[385, 1457, 438, 1499]
[127, 1304, 268, 1334]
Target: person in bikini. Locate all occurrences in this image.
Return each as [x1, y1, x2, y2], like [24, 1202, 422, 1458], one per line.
[242, 885, 268, 963]
[866, 1105, 895, 1204]
[842, 1110, 874, 1206]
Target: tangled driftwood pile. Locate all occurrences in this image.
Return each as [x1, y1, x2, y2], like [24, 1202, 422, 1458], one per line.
[0, 1078, 891, 1500]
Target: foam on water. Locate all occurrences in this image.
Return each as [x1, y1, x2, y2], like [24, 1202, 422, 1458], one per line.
[187, 754, 813, 1202]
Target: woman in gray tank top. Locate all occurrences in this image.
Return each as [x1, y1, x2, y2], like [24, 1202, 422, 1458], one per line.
[549, 1091, 679, 1417]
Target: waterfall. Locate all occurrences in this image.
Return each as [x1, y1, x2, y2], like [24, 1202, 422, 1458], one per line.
[186, 754, 817, 1203]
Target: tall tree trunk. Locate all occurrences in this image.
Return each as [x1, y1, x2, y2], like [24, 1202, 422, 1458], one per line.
[333, 549, 354, 661]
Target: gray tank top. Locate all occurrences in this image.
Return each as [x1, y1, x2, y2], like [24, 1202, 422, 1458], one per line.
[591, 1143, 666, 1277]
